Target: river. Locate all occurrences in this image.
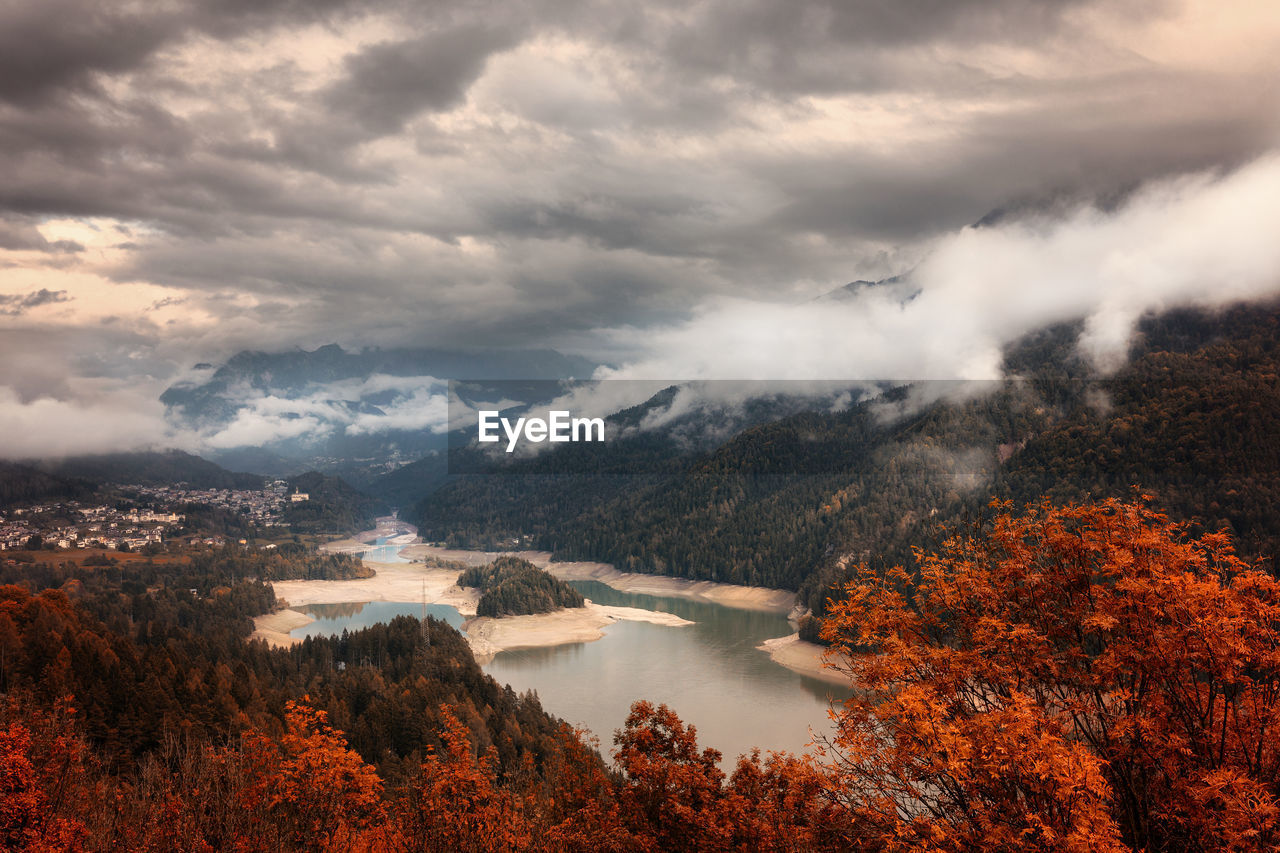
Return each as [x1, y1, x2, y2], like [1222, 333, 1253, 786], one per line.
[291, 539, 849, 764]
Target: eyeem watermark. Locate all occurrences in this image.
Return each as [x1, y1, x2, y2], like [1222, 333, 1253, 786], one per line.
[478, 410, 605, 452]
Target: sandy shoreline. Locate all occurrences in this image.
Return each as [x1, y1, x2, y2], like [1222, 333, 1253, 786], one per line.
[401, 545, 797, 613]
[755, 633, 849, 686]
[251, 556, 696, 658]
[464, 603, 693, 663]
[255, 535, 808, 672]
[270, 560, 483, 614]
[250, 608, 316, 647]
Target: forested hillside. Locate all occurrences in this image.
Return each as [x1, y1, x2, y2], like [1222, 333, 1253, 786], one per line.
[35, 450, 264, 490]
[415, 303, 1280, 636]
[0, 461, 95, 508]
[283, 471, 387, 535]
[459, 555, 586, 617]
[0, 547, 582, 785]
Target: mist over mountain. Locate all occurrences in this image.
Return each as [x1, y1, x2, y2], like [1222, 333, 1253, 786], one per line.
[412, 301, 1280, 638]
[160, 344, 596, 482]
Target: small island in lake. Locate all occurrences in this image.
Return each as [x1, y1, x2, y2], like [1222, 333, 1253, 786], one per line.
[458, 555, 586, 616]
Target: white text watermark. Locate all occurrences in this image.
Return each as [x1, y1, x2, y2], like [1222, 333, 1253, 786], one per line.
[478, 410, 606, 452]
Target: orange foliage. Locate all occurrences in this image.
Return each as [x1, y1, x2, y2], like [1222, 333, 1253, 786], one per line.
[0, 698, 87, 852]
[613, 699, 730, 850]
[611, 700, 852, 851]
[821, 497, 1280, 852]
[388, 705, 531, 853]
[238, 698, 385, 853]
[534, 726, 636, 852]
[722, 748, 854, 852]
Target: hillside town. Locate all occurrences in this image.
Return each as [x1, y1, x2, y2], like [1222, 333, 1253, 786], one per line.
[0, 480, 296, 551]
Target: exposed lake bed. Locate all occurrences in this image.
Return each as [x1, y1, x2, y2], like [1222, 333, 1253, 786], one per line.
[251, 530, 849, 760]
[252, 555, 697, 661]
[401, 543, 799, 612]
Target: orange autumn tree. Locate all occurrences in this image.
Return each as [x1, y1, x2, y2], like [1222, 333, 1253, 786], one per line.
[0, 699, 88, 853]
[613, 699, 731, 850]
[820, 497, 1280, 853]
[238, 699, 384, 853]
[612, 699, 857, 852]
[534, 725, 636, 853]
[390, 706, 532, 853]
[720, 747, 855, 852]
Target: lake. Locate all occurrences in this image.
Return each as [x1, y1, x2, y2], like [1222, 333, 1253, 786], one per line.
[291, 600, 467, 635]
[485, 580, 849, 764]
[292, 542, 849, 764]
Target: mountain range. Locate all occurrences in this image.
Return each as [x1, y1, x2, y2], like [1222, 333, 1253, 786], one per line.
[160, 344, 597, 484]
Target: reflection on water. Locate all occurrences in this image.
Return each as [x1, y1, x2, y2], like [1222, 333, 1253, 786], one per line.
[290, 600, 465, 639]
[301, 602, 370, 620]
[483, 580, 850, 764]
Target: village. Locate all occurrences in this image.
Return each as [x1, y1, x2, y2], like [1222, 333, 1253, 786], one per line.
[0, 480, 301, 551]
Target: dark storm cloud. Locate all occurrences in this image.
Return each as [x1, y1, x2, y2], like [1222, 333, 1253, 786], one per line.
[118, 218, 700, 344]
[558, 0, 1169, 99]
[0, 0, 1203, 249]
[16, 288, 70, 307]
[665, 0, 1105, 50]
[324, 23, 523, 136]
[762, 74, 1279, 242]
[479, 191, 717, 257]
[0, 0, 382, 105]
[0, 0, 176, 104]
[0, 95, 196, 224]
[0, 0, 1276, 366]
[239, 19, 528, 179]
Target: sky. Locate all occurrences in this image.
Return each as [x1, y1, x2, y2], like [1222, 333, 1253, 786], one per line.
[1, 0, 1279, 457]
